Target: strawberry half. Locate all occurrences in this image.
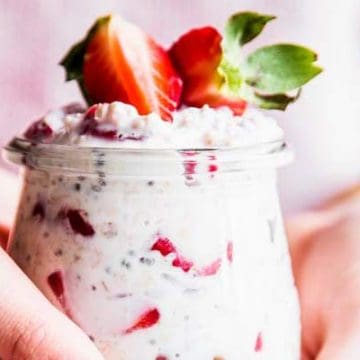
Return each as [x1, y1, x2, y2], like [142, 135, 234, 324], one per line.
[169, 27, 247, 115]
[61, 15, 183, 122]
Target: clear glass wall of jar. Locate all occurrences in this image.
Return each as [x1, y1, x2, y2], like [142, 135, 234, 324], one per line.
[3, 137, 299, 360]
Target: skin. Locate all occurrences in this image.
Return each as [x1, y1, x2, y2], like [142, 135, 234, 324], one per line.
[1, 170, 360, 359]
[287, 184, 360, 359]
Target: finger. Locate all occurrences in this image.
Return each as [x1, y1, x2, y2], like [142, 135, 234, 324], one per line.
[0, 248, 103, 360]
[317, 335, 360, 360]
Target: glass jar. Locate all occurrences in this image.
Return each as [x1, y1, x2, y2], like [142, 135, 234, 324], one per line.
[3, 137, 299, 360]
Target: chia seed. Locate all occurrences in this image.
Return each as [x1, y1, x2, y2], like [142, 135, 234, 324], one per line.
[98, 178, 106, 187]
[54, 249, 63, 257]
[121, 259, 131, 269]
[91, 184, 102, 192]
[139, 257, 155, 266]
[74, 183, 81, 191]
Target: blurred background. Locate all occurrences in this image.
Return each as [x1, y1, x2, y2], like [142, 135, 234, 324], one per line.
[1, 0, 360, 214]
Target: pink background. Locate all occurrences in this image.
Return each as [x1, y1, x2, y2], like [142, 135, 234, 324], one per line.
[1, 0, 360, 213]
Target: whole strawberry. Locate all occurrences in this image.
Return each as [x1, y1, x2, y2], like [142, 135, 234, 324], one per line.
[169, 12, 322, 114]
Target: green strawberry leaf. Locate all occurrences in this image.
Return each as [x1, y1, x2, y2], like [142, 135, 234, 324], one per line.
[243, 44, 323, 94]
[223, 12, 276, 47]
[217, 12, 322, 110]
[60, 40, 87, 81]
[219, 12, 275, 93]
[59, 15, 111, 104]
[253, 90, 301, 110]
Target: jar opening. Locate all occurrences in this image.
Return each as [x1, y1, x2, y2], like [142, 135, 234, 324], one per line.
[3, 137, 292, 176]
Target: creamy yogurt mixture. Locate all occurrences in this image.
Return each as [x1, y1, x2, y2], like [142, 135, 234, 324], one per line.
[25, 101, 283, 149]
[8, 102, 300, 360]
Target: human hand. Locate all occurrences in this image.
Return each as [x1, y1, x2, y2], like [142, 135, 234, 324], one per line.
[0, 170, 103, 360]
[287, 185, 360, 360]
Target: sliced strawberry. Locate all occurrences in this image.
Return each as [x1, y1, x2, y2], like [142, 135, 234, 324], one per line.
[151, 237, 176, 256]
[24, 119, 53, 142]
[169, 27, 247, 115]
[227, 241, 233, 263]
[58, 208, 95, 237]
[208, 164, 218, 173]
[172, 255, 193, 273]
[0, 224, 9, 250]
[48, 271, 65, 306]
[255, 332, 263, 352]
[47, 270, 75, 320]
[62, 15, 183, 121]
[123, 308, 160, 334]
[196, 258, 222, 276]
[79, 105, 118, 140]
[151, 236, 193, 273]
[32, 202, 45, 221]
[184, 160, 197, 176]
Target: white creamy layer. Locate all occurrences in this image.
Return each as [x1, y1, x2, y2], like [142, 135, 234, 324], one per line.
[10, 168, 300, 360]
[39, 102, 283, 148]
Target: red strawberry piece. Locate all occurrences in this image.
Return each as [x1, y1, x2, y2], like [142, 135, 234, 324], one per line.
[151, 237, 176, 256]
[32, 202, 45, 221]
[81, 16, 183, 121]
[156, 356, 168, 360]
[169, 27, 247, 115]
[48, 270, 66, 308]
[79, 105, 118, 140]
[172, 255, 193, 273]
[47, 270, 74, 319]
[182, 151, 198, 179]
[184, 160, 197, 176]
[196, 258, 222, 276]
[24, 119, 53, 141]
[0, 224, 9, 250]
[227, 241, 233, 263]
[255, 332, 263, 352]
[66, 209, 95, 237]
[208, 164, 218, 173]
[123, 308, 160, 334]
[83, 104, 98, 119]
[151, 236, 193, 272]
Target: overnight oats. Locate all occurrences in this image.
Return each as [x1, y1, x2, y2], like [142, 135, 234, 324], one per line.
[4, 11, 322, 360]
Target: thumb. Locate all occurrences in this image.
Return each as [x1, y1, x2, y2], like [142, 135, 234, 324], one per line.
[316, 319, 360, 360]
[0, 248, 104, 360]
[317, 338, 360, 360]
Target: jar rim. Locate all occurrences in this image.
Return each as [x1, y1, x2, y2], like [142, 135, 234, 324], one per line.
[2, 137, 293, 175]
